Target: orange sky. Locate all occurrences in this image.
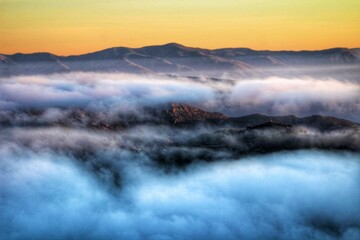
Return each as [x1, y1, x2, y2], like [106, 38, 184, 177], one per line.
[1, 0, 360, 55]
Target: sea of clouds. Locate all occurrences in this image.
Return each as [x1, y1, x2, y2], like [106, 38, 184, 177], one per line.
[1, 147, 359, 240]
[0, 72, 359, 121]
[0, 72, 359, 240]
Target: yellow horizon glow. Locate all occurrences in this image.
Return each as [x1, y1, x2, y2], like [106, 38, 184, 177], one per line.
[1, 0, 360, 55]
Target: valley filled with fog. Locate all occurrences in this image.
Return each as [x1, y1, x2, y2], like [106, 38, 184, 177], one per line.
[1, 147, 359, 239]
[0, 66, 359, 240]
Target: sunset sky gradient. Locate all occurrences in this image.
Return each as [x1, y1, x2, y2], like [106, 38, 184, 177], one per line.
[1, 0, 359, 55]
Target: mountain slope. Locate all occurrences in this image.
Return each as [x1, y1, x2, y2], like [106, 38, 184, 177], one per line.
[1, 43, 359, 77]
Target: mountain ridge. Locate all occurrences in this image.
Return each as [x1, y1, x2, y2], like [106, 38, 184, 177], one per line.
[2, 43, 359, 57]
[1, 43, 359, 78]
[1, 103, 358, 132]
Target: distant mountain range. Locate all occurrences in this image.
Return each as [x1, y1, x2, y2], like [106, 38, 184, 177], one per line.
[1, 43, 360, 78]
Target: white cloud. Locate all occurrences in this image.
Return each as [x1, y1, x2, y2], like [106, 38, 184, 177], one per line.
[1, 73, 359, 121]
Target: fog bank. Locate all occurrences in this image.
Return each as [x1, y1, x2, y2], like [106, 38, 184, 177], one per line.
[1, 150, 359, 240]
[1, 72, 359, 121]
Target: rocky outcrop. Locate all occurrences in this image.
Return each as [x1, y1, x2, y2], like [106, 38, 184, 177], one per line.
[163, 103, 227, 124]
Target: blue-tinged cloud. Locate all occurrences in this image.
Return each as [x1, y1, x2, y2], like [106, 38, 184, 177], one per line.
[1, 150, 359, 240]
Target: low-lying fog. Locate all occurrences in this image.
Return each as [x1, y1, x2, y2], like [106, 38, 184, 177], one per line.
[0, 72, 359, 121]
[0, 72, 359, 240]
[1, 148, 359, 240]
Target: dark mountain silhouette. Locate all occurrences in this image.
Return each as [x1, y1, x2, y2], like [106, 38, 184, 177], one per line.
[181, 122, 360, 160]
[227, 114, 360, 131]
[1, 103, 358, 132]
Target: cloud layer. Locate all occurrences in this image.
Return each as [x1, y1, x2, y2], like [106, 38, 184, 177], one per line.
[1, 149, 359, 240]
[1, 71, 359, 239]
[0, 72, 359, 121]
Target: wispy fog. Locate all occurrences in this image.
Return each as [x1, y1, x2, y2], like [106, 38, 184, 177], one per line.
[1, 149, 359, 240]
[0, 71, 359, 240]
[0, 72, 359, 121]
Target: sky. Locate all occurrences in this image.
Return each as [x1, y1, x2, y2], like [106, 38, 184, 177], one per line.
[0, 0, 360, 55]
